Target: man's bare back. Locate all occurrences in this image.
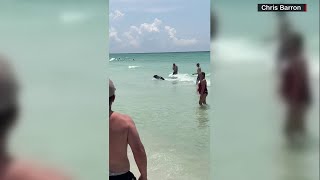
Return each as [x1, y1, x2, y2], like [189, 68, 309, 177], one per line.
[0, 160, 70, 180]
[109, 112, 131, 173]
[109, 111, 147, 180]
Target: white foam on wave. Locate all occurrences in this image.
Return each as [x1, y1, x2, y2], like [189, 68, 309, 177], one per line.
[167, 73, 211, 86]
[213, 38, 272, 63]
[191, 73, 211, 77]
[109, 58, 116, 62]
[59, 11, 91, 24]
[213, 37, 319, 78]
[128, 66, 140, 69]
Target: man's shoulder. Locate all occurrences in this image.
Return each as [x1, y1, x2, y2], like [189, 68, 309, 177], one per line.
[8, 160, 71, 180]
[111, 112, 134, 123]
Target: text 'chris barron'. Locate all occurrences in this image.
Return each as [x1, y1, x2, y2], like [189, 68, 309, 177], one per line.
[258, 4, 307, 12]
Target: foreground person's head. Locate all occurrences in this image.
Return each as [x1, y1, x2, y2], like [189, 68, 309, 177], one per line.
[289, 33, 304, 55]
[201, 72, 206, 80]
[0, 55, 19, 142]
[0, 55, 72, 180]
[211, 12, 217, 39]
[109, 79, 116, 107]
[196, 63, 200, 67]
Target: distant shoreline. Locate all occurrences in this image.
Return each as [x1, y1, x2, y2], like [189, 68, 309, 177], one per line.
[110, 51, 209, 55]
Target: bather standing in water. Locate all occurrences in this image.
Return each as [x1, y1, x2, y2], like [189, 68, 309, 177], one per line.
[172, 63, 178, 75]
[198, 72, 208, 106]
[193, 63, 202, 85]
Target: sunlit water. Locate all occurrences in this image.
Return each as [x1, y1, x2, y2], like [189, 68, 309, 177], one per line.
[110, 51, 211, 180]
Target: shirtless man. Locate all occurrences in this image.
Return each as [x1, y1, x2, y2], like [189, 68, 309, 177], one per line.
[0, 55, 70, 180]
[193, 63, 202, 84]
[109, 79, 147, 180]
[172, 63, 178, 75]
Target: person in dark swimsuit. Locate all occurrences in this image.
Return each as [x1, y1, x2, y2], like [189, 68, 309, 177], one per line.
[279, 32, 311, 141]
[198, 72, 208, 106]
[172, 63, 178, 75]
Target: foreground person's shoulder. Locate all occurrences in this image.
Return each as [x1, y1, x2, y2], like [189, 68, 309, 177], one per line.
[9, 160, 72, 180]
[122, 114, 134, 123]
[114, 112, 132, 121]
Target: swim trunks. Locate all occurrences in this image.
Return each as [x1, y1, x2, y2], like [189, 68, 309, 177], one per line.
[198, 82, 208, 95]
[281, 61, 310, 105]
[110, 171, 136, 180]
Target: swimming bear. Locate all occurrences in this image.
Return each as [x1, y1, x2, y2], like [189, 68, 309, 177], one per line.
[153, 75, 165, 80]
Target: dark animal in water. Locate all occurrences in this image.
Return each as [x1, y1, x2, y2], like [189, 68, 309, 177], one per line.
[153, 75, 165, 80]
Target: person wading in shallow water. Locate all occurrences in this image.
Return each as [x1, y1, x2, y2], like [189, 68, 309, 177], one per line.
[193, 63, 202, 85]
[198, 72, 208, 106]
[172, 63, 178, 75]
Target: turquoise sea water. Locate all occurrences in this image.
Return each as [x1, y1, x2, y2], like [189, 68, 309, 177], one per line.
[110, 51, 210, 180]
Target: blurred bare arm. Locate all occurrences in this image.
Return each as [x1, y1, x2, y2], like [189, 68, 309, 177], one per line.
[128, 118, 147, 179]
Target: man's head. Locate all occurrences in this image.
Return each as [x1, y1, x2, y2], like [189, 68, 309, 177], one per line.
[0, 55, 19, 138]
[109, 79, 116, 107]
[196, 63, 200, 67]
[173, 63, 176, 67]
[211, 12, 217, 39]
[287, 32, 304, 57]
[200, 72, 206, 80]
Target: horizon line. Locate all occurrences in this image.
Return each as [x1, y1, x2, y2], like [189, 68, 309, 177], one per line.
[109, 50, 210, 55]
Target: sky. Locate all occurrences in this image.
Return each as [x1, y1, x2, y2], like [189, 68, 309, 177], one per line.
[109, 0, 210, 53]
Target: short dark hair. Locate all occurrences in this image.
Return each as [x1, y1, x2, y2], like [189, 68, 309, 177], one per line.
[0, 105, 18, 137]
[211, 12, 217, 39]
[109, 95, 115, 106]
[288, 32, 304, 53]
[202, 72, 205, 77]
[197, 63, 200, 66]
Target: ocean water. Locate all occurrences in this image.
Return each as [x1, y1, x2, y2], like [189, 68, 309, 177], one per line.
[1, 1, 107, 179]
[211, 0, 319, 179]
[109, 51, 210, 179]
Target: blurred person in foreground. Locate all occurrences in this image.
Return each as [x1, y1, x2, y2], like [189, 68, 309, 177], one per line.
[211, 12, 217, 40]
[109, 79, 147, 180]
[0, 55, 70, 180]
[279, 33, 312, 143]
